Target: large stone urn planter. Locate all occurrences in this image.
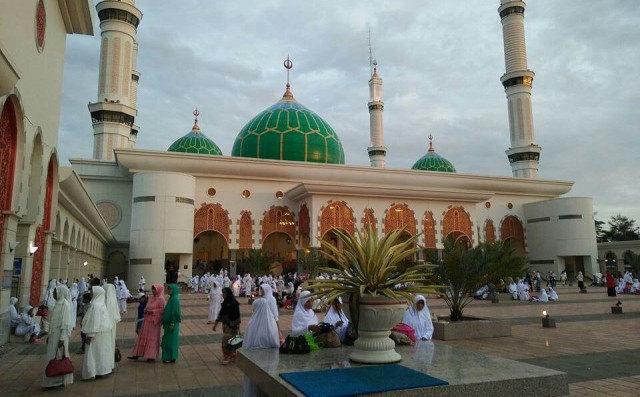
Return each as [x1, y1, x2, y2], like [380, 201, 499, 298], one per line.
[349, 294, 407, 364]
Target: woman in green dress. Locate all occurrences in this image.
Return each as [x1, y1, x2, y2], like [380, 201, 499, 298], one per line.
[161, 284, 181, 363]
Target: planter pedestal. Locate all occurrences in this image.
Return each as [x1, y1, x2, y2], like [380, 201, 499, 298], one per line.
[349, 294, 406, 364]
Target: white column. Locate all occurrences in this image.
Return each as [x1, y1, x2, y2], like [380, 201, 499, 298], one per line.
[367, 64, 387, 167]
[498, 0, 540, 178]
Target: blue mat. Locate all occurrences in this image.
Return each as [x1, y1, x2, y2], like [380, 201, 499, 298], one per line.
[279, 364, 448, 397]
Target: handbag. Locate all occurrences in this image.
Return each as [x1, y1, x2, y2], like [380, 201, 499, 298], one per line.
[45, 345, 74, 377]
[227, 334, 243, 350]
[279, 335, 311, 354]
[343, 323, 358, 346]
[36, 305, 49, 318]
[314, 329, 341, 348]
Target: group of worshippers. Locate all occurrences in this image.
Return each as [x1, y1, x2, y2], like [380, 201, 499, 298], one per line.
[507, 278, 559, 302]
[190, 270, 232, 294]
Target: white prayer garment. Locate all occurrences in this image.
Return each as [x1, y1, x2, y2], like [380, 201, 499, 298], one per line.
[42, 285, 75, 388]
[291, 291, 318, 335]
[82, 286, 113, 379]
[208, 282, 222, 321]
[244, 298, 280, 349]
[401, 295, 434, 341]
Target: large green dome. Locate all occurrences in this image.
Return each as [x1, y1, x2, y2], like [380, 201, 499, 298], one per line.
[168, 119, 222, 156]
[411, 136, 456, 173]
[231, 88, 345, 164]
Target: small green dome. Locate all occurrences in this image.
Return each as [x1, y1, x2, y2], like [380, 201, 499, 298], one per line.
[168, 116, 222, 156]
[231, 88, 345, 164]
[411, 136, 456, 173]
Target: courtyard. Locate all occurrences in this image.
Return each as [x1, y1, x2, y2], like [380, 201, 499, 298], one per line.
[1, 284, 639, 396]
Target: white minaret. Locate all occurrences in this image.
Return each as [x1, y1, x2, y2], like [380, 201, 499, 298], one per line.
[367, 61, 386, 167]
[498, 0, 540, 178]
[90, 0, 142, 161]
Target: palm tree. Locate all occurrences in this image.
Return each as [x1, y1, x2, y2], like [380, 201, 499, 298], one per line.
[428, 237, 528, 321]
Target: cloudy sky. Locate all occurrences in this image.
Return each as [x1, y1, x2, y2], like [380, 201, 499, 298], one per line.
[59, 0, 640, 226]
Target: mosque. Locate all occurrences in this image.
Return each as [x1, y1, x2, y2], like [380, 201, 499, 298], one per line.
[0, 0, 598, 344]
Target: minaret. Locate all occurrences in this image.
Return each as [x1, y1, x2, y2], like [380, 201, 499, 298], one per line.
[367, 61, 386, 167]
[89, 0, 143, 161]
[498, 0, 540, 178]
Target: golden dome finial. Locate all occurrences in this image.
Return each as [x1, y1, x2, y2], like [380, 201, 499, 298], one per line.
[428, 133, 435, 153]
[283, 56, 294, 99]
[192, 108, 201, 131]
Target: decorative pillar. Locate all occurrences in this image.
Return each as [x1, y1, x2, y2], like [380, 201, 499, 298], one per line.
[367, 61, 386, 167]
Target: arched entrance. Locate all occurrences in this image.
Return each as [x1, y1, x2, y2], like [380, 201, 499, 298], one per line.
[193, 203, 230, 274]
[384, 203, 416, 235]
[298, 204, 310, 249]
[500, 215, 525, 253]
[0, 99, 18, 250]
[442, 206, 473, 246]
[423, 211, 436, 249]
[262, 232, 296, 262]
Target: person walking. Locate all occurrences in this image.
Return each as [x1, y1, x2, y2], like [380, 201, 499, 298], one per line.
[212, 287, 241, 365]
[129, 284, 166, 361]
[82, 286, 113, 380]
[161, 284, 181, 363]
[42, 284, 74, 388]
[207, 281, 222, 324]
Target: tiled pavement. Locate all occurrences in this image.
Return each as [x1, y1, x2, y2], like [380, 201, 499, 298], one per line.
[0, 285, 638, 396]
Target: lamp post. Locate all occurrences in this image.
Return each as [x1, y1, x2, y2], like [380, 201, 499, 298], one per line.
[542, 310, 556, 328]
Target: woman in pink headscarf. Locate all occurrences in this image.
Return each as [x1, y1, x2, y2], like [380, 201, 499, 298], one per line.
[128, 284, 166, 361]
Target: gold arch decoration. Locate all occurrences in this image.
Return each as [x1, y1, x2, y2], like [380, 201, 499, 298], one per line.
[383, 203, 417, 236]
[320, 201, 355, 238]
[194, 203, 230, 242]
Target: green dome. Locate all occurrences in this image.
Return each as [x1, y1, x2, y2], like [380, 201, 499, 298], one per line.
[168, 125, 222, 156]
[411, 137, 456, 172]
[231, 89, 345, 164]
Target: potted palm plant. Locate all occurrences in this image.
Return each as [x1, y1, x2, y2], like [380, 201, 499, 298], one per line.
[305, 226, 442, 364]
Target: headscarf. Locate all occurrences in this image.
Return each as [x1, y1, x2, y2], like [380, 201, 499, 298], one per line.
[82, 286, 112, 334]
[209, 281, 222, 298]
[70, 283, 79, 300]
[217, 287, 240, 324]
[243, 298, 280, 349]
[45, 279, 57, 308]
[104, 283, 121, 323]
[260, 283, 279, 321]
[162, 284, 181, 326]
[324, 297, 349, 341]
[50, 285, 75, 336]
[117, 280, 130, 300]
[401, 295, 434, 340]
[539, 288, 549, 302]
[9, 297, 19, 323]
[549, 287, 559, 301]
[10, 296, 18, 307]
[291, 291, 318, 335]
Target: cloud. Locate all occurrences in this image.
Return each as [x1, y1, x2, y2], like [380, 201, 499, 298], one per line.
[58, 0, 640, 224]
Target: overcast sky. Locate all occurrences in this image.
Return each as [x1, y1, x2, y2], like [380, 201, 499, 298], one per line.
[59, 0, 640, 226]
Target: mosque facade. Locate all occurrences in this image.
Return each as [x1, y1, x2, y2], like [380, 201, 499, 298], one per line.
[1, 0, 598, 343]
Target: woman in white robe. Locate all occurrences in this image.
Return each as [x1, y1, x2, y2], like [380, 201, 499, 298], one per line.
[508, 282, 518, 300]
[69, 283, 79, 326]
[9, 297, 20, 329]
[538, 288, 549, 302]
[15, 305, 40, 342]
[42, 284, 75, 388]
[324, 297, 349, 342]
[243, 274, 253, 297]
[244, 298, 280, 349]
[548, 287, 559, 301]
[291, 291, 319, 335]
[116, 280, 130, 314]
[104, 283, 121, 371]
[517, 280, 529, 301]
[401, 295, 434, 341]
[207, 281, 222, 323]
[232, 277, 241, 297]
[78, 277, 87, 295]
[82, 286, 113, 380]
[259, 284, 279, 323]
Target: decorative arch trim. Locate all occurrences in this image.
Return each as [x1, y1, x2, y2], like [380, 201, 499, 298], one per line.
[238, 210, 253, 249]
[484, 218, 496, 243]
[362, 208, 376, 232]
[261, 206, 296, 243]
[194, 203, 230, 243]
[383, 203, 417, 236]
[423, 211, 436, 249]
[319, 200, 355, 238]
[500, 215, 525, 252]
[442, 205, 473, 244]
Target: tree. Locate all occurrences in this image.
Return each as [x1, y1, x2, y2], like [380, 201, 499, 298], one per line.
[604, 215, 640, 242]
[428, 238, 529, 322]
[247, 249, 269, 275]
[595, 219, 607, 242]
[296, 249, 326, 277]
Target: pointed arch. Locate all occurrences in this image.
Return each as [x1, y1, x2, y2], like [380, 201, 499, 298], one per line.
[0, 98, 18, 250]
[194, 203, 230, 243]
[298, 204, 310, 247]
[500, 215, 525, 252]
[423, 211, 436, 249]
[383, 203, 416, 236]
[320, 201, 355, 238]
[362, 208, 376, 232]
[442, 206, 473, 244]
[238, 211, 253, 249]
[262, 206, 296, 243]
[484, 219, 496, 243]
